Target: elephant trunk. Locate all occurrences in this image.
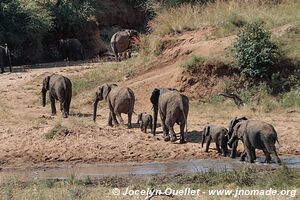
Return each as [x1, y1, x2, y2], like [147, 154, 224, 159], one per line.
[228, 135, 237, 148]
[152, 106, 158, 135]
[41, 89, 47, 107]
[93, 97, 99, 121]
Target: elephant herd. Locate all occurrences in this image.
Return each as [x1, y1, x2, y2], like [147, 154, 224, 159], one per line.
[41, 73, 282, 165]
[0, 29, 139, 73]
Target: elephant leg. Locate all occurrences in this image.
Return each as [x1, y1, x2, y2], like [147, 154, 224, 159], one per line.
[115, 112, 124, 126]
[220, 138, 228, 157]
[263, 149, 271, 163]
[111, 112, 119, 126]
[230, 141, 238, 158]
[215, 141, 222, 154]
[169, 124, 177, 142]
[127, 112, 132, 129]
[251, 148, 256, 160]
[140, 121, 144, 131]
[49, 95, 56, 116]
[179, 122, 185, 144]
[240, 150, 246, 161]
[108, 112, 113, 127]
[244, 141, 255, 163]
[62, 101, 68, 118]
[160, 111, 169, 141]
[272, 150, 281, 164]
[205, 138, 211, 152]
[144, 121, 148, 133]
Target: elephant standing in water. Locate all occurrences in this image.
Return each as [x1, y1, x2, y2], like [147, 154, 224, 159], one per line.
[93, 83, 135, 128]
[201, 125, 228, 157]
[0, 44, 12, 73]
[150, 88, 189, 143]
[226, 116, 248, 158]
[228, 117, 281, 164]
[41, 74, 72, 118]
[59, 38, 84, 61]
[110, 29, 139, 61]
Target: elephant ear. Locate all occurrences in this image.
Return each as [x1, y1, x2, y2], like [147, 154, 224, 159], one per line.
[42, 76, 50, 91]
[150, 88, 160, 107]
[228, 117, 237, 134]
[102, 83, 113, 100]
[233, 123, 242, 138]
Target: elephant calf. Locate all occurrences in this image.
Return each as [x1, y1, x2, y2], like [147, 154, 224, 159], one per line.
[59, 38, 84, 61]
[228, 118, 281, 164]
[201, 125, 228, 157]
[137, 112, 153, 133]
[41, 74, 72, 118]
[93, 83, 135, 128]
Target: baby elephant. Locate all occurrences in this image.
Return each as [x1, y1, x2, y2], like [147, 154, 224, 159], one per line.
[201, 125, 228, 157]
[137, 112, 153, 133]
[41, 74, 72, 118]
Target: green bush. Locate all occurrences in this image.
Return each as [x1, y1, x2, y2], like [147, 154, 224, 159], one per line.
[0, 0, 53, 63]
[180, 54, 206, 72]
[231, 22, 280, 78]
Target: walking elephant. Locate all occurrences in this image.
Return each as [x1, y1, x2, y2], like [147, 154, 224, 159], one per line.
[201, 125, 228, 157]
[150, 88, 189, 143]
[228, 118, 281, 164]
[0, 44, 12, 73]
[137, 112, 153, 133]
[93, 83, 135, 128]
[226, 116, 248, 158]
[41, 74, 72, 118]
[110, 29, 139, 61]
[59, 38, 84, 61]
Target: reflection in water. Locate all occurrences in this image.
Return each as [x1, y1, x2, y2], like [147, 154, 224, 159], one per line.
[1, 156, 299, 180]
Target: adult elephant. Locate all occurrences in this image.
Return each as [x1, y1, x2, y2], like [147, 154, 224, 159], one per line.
[150, 88, 189, 143]
[93, 83, 135, 128]
[41, 74, 72, 118]
[226, 116, 248, 158]
[228, 118, 281, 164]
[110, 29, 139, 61]
[59, 38, 84, 61]
[0, 44, 12, 73]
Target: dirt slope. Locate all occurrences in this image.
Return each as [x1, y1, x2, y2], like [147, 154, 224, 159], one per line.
[0, 29, 299, 169]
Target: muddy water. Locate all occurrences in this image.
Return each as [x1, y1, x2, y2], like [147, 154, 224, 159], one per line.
[1, 156, 299, 180]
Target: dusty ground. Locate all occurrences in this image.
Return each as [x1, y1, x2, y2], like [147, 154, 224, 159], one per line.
[0, 29, 299, 169]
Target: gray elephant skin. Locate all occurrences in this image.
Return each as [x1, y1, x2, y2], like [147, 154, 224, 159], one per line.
[0, 44, 12, 73]
[59, 39, 84, 61]
[93, 83, 135, 128]
[150, 88, 189, 143]
[228, 117, 281, 164]
[201, 125, 228, 157]
[137, 112, 153, 133]
[110, 29, 139, 61]
[41, 74, 72, 118]
[226, 116, 248, 158]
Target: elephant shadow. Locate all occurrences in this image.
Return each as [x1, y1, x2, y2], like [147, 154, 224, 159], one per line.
[70, 112, 95, 118]
[186, 130, 203, 143]
[131, 123, 162, 130]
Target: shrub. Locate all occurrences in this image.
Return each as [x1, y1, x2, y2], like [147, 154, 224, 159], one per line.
[231, 22, 280, 78]
[180, 55, 206, 72]
[0, 0, 53, 63]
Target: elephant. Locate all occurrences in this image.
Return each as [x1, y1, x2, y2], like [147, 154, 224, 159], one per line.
[226, 116, 248, 158]
[110, 29, 139, 61]
[137, 112, 153, 133]
[93, 83, 135, 128]
[150, 88, 189, 143]
[59, 38, 84, 61]
[41, 74, 72, 118]
[0, 44, 12, 73]
[201, 125, 228, 157]
[228, 118, 281, 164]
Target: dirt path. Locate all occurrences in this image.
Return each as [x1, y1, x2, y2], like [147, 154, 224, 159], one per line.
[0, 30, 299, 169]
